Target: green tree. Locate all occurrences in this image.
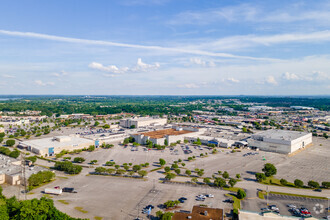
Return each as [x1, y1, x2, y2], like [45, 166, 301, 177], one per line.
[280, 178, 288, 186]
[159, 158, 166, 167]
[236, 174, 241, 179]
[5, 140, 15, 147]
[95, 167, 107, 174]
[9, 150, 20, 159]
[214, 177, 226, 187]
[322, 181, 330, 188]
[103, 124, 110, 129]
[294, 179, 304, 188]
[26, 156, 37, 164]
[88, 145, 95, 151]
[262, 163, 277, 177]
[73, 157, 85, 163]
[165, 173, 176, 180]
[174, 169, 181, 175]
[164, 166, 171, 173]
[237, 189, 246, 199]
[255, 173, 266, 182]
[138, 170, 148, 177]
[203, 177, 211, 184]
[229, 178, 237, 187]
[197, 169, 204, 177]
[164, 139, 168, 146]
[185, 170, 191, 176]
[132, 165, 141, 172]
[222, 171, 229, 179]
[308, 180, 319, 188]
[171, 163, 179, 169]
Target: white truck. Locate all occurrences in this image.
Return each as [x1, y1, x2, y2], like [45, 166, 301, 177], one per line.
[44, 188, 62, 195]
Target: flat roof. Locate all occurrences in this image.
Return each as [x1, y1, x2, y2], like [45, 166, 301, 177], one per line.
[128, 117, 166, 122]
[254, 130, 310, 141]
[140, 128, 193, 139]
[20, 136, 93, 150]
[172, 206, 223, 220]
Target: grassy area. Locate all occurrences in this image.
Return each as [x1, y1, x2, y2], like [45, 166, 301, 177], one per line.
[58, 200, 69, 205]
[225, 194, 241, 209]
[258, 191, 265, 199]
[150, 167, 162, 172]
[223, 187, 244, 193]
[261, 176, 301, 188]
[269, 191, 327, 200]
[94, 217, 103, 220]
[75, 207, 88, 214]
[42, 194, 53, 199]
[57, 176, 69, 179]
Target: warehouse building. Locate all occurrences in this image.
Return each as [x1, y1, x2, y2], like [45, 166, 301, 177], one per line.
[131, 126, 205, 145]
[248, 130, 312, 154]
[19, 136, 94, 157]
[120, 117, 167, 128]
[185, 136, 236, 148]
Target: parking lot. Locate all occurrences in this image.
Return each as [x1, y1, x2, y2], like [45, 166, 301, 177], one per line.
[242, 192, 329, 219]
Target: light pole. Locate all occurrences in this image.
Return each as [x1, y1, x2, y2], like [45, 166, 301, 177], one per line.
[327, 197, 329, 218]
[266, 186, 269, 206]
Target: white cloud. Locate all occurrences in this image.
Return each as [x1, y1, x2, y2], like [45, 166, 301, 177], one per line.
[282, 72, 299, 80]
[132, 58, 160, 72]
[177, 83, 200, 89]
[0, 29, 273, 60]
[225, 77, 240, 83]
[89, 58, 160, 74]
[190, 58, 216, 67]
[266, 76, 278, 85]
[2, 74, 15, 78]
[34, 80, 55, 86]
[52, 70, 68, 77]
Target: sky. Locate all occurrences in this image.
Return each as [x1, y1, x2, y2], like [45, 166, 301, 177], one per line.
[0, 0, 330, 95]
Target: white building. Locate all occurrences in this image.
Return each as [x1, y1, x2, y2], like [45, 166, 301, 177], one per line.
[19, 135, 95, 157]
[248, 106, 272, 111]
[120, 117, 167, 128]
[248, 130, 312, 154]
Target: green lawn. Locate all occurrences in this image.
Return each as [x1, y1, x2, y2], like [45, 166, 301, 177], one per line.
[223, 187, 244, 193]
[58, 200, 69, 205]
[258, 191, 265, 199]
[225, 194, 241, 209]
[75, 207, 88, 213]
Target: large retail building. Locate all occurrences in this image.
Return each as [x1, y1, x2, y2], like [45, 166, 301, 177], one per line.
[248, 130, 312, 154]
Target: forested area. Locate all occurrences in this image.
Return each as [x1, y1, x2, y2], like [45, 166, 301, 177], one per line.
[0, 95, 328, 116]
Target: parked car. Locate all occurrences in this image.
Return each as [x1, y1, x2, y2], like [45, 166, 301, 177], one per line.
[287, 204, 296, 208]
[62, 187, 77, 193]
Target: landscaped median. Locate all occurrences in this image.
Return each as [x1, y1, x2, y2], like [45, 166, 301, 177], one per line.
[258, 190, 328, 200]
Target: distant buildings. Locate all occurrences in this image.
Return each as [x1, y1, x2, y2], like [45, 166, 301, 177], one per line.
[248, 130, 312, 154]
[248, 106, 272, 111]
[290, 106, 315, 110]
[120, 117, 167, 128]
[19, 136, 94, 157]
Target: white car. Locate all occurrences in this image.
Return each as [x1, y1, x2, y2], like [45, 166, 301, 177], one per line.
[287, 204, 296, 208]
[207, 194, 214, 198]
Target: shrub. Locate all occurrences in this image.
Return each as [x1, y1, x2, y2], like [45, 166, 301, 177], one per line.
[236, 189, 246, 199]
[73, 157, 85, 163]
[294, 179, 304, 188]
[255, 173, 266, 182]
[54, 161, 82, 174]
[322, 181, 330, 188]
[5, 140, 15, 147]
[280, 178, 288, 186]
[308, 180, 319, 188]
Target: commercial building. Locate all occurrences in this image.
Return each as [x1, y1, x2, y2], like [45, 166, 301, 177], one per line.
[248, 130, 312, 154]
[248, 106, 272, 111]
[131, 126, 205, 145]
[19, 135, 95, 157]
[0, 155, 46, 185]
[172, 206, 223, 220]
[185, 136, 235, 148]
[120, 117, 167, 128]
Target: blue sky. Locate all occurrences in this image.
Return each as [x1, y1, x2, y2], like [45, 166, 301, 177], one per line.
[0, 0, 330, 95]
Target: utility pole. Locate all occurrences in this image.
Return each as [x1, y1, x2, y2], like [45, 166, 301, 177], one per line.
[266, 186, 269, 206]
